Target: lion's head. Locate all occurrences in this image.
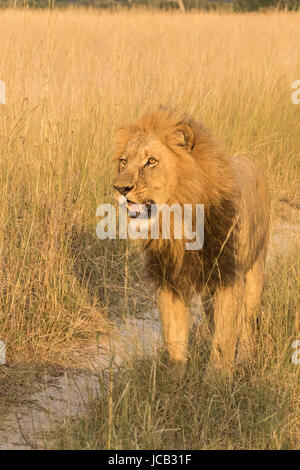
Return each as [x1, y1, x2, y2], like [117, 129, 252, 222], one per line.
[113, 110, 199, 219]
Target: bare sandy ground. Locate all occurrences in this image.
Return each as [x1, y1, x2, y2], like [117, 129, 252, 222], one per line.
[0, 219, 298, 450]
[0, 314, 163, 449]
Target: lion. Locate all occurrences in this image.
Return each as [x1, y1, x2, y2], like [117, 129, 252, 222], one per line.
[112, 109, 270, 377]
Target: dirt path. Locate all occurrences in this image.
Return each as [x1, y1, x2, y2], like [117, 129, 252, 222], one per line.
[0, 314, 162, 450]
[0, 219, 299, 450]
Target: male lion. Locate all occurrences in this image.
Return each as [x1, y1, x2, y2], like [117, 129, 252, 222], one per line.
[112, 109, 270, 376]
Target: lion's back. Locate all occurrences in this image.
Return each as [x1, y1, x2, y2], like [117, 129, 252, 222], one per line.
[231, 154, 270, 270]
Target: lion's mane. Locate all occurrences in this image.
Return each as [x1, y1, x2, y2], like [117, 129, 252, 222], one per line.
[114, 109, 246, 299]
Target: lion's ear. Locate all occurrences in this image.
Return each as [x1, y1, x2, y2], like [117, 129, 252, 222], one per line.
[169, 125, 195, 153]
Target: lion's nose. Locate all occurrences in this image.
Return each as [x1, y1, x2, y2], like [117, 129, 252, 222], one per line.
[113, 185, 134, 196]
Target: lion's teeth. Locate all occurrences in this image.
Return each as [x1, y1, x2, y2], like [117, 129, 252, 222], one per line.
[127, 203, 148, 217]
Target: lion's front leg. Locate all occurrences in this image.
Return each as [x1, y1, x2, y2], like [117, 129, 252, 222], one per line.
[208, 276, 244, 377]
[156, 287, 191, 374]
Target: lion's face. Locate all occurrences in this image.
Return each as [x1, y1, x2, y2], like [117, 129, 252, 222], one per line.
[113, 117, 196, 219]
[113, 133, 181, 218]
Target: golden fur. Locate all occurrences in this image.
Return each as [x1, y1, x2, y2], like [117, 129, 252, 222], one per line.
[113, 109, 270, 376]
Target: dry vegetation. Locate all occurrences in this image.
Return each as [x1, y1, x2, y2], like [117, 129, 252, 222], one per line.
[0, 8, 299, 449]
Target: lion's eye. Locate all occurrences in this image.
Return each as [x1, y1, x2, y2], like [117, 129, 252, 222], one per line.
[119, 158, 127, 168]
[144, 157, 157, 168]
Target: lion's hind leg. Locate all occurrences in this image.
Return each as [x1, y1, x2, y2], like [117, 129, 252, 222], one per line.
[237, 256, 265, 362]
[207, 275, 244, 378]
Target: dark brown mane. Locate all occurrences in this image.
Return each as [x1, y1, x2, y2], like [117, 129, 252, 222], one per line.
[144, 197, 239, 300]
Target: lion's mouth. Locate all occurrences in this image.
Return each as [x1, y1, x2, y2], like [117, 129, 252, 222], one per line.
[127, 199, 155, 219]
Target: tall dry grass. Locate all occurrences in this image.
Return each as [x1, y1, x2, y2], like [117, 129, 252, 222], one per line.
[0, 9, 299, 370]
